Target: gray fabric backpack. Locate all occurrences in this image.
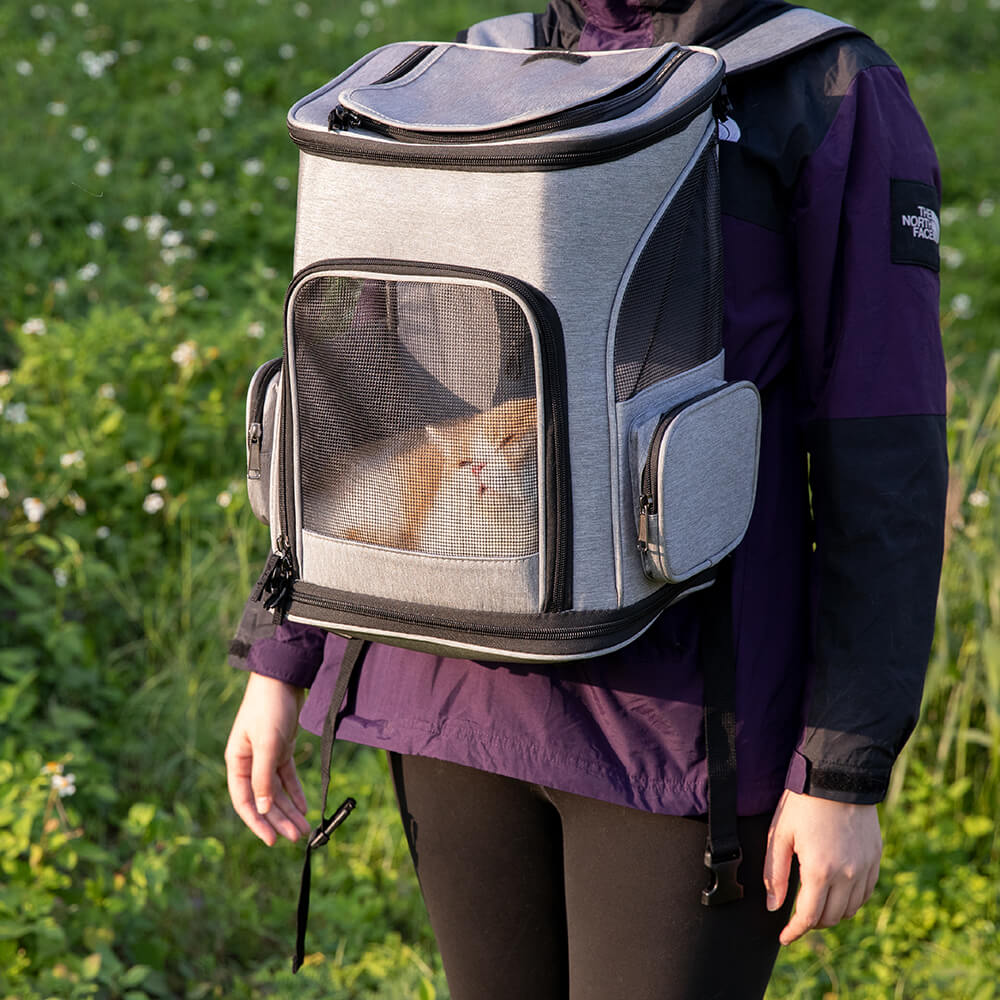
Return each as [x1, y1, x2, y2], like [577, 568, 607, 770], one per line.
[235, 7, 861, 970]
[243, 8, 860, 663]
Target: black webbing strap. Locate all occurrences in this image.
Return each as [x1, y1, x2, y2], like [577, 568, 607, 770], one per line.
[699, 559, 744, 906]
[292, 638, 369, 973]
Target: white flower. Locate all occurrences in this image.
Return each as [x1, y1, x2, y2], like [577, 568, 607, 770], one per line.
[41, 761, 64, 776]
[172, 56, 193, 73]
[124, 460, 140, 474]
[122, 39, 143, 55]
[224, 57, 243, 77]
[52, 278, 68, 295]
[60, 450, 85, 467]
[52, 772, 76, 796]
[222, 88, 241, 112]
[86, 221, 105, 239]
[950, 293, 973, 318]
[5, 403, 28, 424]
[54, 567, 69, 587]
[94, 158, 113, 177]
[178, 199, 194, 216]
[201, 200, 217, 216]
[77, 262, 100, 281]
[145, 214, 168, 239]
[161, 229, 184, 248]
[360, 0, 378, 16]
[273, 176, 291, 191]
[242, 158, 263, 176]
[319, 18, 334, 32]
[969, 490, 990, 508]
[247, 321, 265, 339]
[157, 157, 174, 173]
[261, 266, 277, 280]
[31, 4, 47, 18]
[197, 127, 213, 143]
[72, 1, 89, 15]
[67, 491, 86, 514]
[23, 497, 46, 522]
[171, 341, 197, 366]
[193, 284, 208, 299]
[355, 21, 371, 38]
[217, 490, 233, 508]
[0, 473, 9, 499]
[83, 136, 99, 153]
[978, 198, 995, 218]
[151, 475, 168, 491]
[194, 35, 213, 51]
[71, 124, 88, 141]
[170, 173, 186, 190]
[249, 201, 262, 215]
[98, 382, 116, 399]
[123, 215, 142, 231]
[22, 318, 47, 336]
[155, 285, 175, 304]
[143, 492, 165, 514]
[28, 231, 44, 248]
[940, 246, 964, 269]
[295, 2, 311, 16]
[47, 101, 68, 116]
[198, 229, 216, 243]
[17, 60, 34, 76]
[279, 43, 296, 59]
[198, 161, 215, 178]
[96, 525, 111, 539]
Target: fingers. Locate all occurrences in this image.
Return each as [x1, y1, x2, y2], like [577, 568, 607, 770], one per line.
[780, 876, 829, 945]
[225, 733, 280, 846]
[763, 819, 794, 913]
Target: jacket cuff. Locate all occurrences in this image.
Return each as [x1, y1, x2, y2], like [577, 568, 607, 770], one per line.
[243, 621, 327, 689]
[784, 749, 890, 805]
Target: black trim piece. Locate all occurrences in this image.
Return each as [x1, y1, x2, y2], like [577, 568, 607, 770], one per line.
[280, 257, 573, 613]
[807, 767, 887, 797]
[369, 44, 436, 86]
[285, 569, 714, 660]
[288, 69, 721, 173]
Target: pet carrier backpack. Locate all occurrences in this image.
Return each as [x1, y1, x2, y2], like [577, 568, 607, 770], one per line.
[233, 6, 860, 969]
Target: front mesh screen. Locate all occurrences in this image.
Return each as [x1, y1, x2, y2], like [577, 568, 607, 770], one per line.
[291, 274, 539, 559]
[613, 142, 723, 402]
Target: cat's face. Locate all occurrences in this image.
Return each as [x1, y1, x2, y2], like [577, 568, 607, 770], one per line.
[426, 397, 537, 512]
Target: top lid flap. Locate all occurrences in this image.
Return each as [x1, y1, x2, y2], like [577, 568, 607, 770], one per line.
[338, 42, 681, 134]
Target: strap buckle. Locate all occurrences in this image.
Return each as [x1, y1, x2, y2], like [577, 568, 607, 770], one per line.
[701, 847, 744, 906]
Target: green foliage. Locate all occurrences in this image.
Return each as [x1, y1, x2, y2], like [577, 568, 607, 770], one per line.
[0, 0, 997, 997]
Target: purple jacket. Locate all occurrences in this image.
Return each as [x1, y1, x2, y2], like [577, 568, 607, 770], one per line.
[242, 0, 947, 817]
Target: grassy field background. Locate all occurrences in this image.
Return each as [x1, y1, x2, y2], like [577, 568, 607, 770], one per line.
[1, 1, 997, 997]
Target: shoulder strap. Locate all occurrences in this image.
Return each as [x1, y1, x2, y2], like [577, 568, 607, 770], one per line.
[463, 12, 538, 49]
[718, 7, 860, 76]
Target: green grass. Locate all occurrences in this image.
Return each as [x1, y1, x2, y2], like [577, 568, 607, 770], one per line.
[1, 1, 998, 998]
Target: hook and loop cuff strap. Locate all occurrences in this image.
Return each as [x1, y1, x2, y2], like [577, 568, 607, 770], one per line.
[292, 638, 370, 973]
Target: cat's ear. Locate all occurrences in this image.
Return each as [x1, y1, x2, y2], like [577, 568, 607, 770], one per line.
[425, 423, 454, 456]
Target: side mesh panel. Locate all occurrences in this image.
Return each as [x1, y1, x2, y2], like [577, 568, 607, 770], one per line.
[290, 274, 539, 558]
[613, 142, 723, 402]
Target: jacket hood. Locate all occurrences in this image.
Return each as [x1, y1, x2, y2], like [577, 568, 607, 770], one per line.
[540, 0, 791, 48]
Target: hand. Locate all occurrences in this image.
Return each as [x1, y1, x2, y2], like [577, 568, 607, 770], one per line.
[764, 789, 882, 945]
[225, 672, 312, 846]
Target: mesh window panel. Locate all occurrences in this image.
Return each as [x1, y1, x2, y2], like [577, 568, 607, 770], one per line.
[291, 274, 539, 559]
[613, 142, 724, 402]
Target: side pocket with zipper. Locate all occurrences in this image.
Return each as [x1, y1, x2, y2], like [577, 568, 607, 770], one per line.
[634, 381, 760, 583]
[246, 357, 282, 524]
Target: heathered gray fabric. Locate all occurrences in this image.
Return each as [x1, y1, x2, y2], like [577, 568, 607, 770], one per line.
[245, 361, 280, 525]
[342, 44, 669, 133]
[714, 8, 850, 74]
[293, 112, 713, 609]
[463, 12, 537, 49]
[616, 354, 725, 604]
[649, 381, 760, 580]
[299, 529, 541, 613]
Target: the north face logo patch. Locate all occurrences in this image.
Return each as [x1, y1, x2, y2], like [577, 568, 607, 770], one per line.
[890, 179, 941, 271]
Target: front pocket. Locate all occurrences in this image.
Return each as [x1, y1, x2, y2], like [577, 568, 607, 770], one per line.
[278, 259, 571, 613]
[633, 382, 760, 582]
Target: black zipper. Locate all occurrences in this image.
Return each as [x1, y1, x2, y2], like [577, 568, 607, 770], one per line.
[369, 44, 436, 86]
[272, 257, 573, 615]
[330, 48, 691, 145]
[289, 67, 721, 172]
[638, 387, 719, 552]
[247, 357, 281, 481]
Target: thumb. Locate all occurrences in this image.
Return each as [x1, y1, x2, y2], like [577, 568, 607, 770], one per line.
[764, 818, 794, 912]
[250, 729, 284, 815]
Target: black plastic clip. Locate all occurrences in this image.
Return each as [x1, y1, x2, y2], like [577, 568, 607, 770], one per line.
[701, 847, 744, 906]
[308, 797, 356, 850]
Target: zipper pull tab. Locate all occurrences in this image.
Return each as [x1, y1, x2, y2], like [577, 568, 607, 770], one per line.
[262, 539, 296, 621]
[249, 549, 282, 604]
[247, 421, 263, 480]
[328, 104, 362, 131]
[638, 495, 655, 551]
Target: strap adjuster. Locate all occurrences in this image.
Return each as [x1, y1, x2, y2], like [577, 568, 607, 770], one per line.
[701, 847, 744, 906]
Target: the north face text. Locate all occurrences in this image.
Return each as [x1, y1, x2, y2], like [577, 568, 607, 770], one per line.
[891, 179, 941, 271]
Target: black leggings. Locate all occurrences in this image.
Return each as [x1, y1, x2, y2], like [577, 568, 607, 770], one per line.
[389, 753, 796, 1000]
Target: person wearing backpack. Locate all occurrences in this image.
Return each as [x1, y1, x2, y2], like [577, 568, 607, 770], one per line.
[225, 1, 947, 996]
